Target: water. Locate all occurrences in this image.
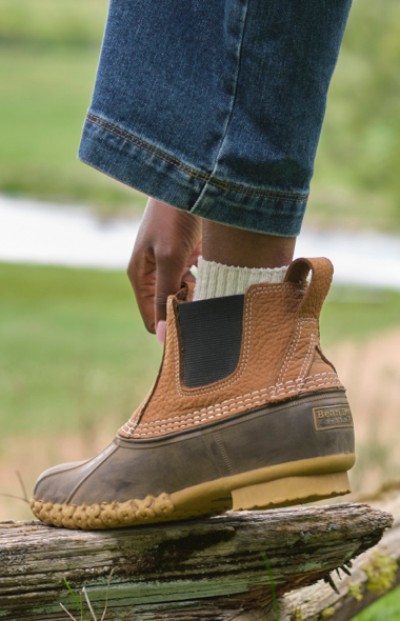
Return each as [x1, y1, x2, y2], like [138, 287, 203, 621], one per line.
[0, 195, 139, 269]
[1, 195, 400, 289]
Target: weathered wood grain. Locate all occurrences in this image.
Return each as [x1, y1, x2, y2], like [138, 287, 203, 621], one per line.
[0, 503, 393, 621]
[271, 485, 400, 621]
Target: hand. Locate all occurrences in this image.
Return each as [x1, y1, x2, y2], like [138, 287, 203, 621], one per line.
[128, 198, 202, 333]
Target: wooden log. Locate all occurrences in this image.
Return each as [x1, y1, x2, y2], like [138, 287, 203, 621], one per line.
[0, 503, 393, 621]
[270, 484, 400, 621]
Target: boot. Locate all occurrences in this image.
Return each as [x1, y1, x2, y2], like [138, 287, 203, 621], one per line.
[31, 257, 355, 529]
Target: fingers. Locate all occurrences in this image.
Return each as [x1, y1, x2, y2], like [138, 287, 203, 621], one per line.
[154, 239, 202, 325]
[128, 244, 188, 332]
[127, 248, 157, 333]
[154, 254, 186, 326]
[127, 199, 202, 333]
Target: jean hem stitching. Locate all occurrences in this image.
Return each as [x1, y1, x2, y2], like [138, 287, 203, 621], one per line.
[86, 113, 308, 203]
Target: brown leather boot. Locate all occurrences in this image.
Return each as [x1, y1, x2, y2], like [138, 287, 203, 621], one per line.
[31, 257, 355, 529]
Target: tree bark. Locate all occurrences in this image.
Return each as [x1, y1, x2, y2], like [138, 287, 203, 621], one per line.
[0, 502, 393, 621]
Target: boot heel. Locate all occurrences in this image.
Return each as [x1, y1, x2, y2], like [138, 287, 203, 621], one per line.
[231, 472, 351, 511]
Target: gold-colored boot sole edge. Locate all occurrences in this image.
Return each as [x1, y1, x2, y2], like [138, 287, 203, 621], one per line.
[31, 453, 354, 530]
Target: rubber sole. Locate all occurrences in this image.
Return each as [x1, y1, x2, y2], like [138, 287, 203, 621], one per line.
[31, 453, 354, 529]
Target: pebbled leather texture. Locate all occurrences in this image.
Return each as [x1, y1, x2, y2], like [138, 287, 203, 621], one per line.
[120, 257, 342, 439]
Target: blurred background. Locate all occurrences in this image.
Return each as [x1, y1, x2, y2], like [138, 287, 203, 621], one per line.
[1, 0, 400, 531]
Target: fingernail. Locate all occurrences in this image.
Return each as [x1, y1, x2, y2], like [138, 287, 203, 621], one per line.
[156, 321, 166, 344]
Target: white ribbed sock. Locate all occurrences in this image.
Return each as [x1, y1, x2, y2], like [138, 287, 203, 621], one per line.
[193, 257, 288, 301]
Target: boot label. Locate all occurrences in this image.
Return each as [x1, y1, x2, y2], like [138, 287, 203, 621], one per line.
[313, 405, 353, 431]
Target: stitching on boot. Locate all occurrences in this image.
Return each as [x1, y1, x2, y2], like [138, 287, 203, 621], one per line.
[298, 333, 319, 383]
[121, 373, 340, 437]
[277, 318, 316, 385]
[122, 372, 340, 436]
[277, 319, 303, 384]
[214, 432, 234, 476]
[120, 372, 341, 437]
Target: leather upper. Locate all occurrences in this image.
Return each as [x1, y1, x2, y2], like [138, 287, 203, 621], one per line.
[119, 257, 342, 439]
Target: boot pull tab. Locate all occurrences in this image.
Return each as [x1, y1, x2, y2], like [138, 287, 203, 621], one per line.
[284, 257, 333, 318]
[175, 281, 195, 302]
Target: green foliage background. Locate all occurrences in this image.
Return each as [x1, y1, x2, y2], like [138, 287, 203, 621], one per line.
[0, 0, 399, 228]
[311, 0, 400, 231]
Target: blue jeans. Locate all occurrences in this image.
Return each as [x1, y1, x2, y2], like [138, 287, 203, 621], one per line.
[79, 0, 352, 236]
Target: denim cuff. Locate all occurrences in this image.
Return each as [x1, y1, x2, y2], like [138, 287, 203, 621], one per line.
[79, 114, 307, 237]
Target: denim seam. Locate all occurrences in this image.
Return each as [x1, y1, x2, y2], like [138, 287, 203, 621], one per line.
[87, 113, 205, 180]
[203, 0, 250, 193]
[86, 113, 308, 202]
[202, 0, 249, 191]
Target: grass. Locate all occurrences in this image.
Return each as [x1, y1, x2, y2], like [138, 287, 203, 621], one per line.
[308, 0, 400, 231]
[321, 286, 400, 345]
[0, 0, 109, 47]
[0, 44, 144, 214]
[0, 0, 144, 215]
[0, 262, 161, 442]
[353, 586, 400, 621]
[61, 576, 112, 621]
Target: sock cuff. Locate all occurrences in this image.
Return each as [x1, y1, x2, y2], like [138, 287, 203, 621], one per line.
[193, 258, 288, 300]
